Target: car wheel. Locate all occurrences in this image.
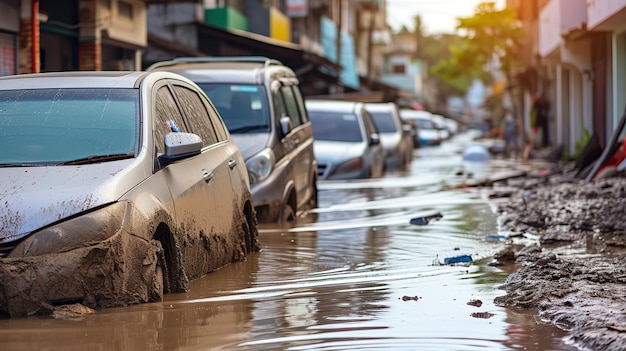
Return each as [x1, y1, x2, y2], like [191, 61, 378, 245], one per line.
[155, 263, 164, 300]
[242, 202, 258, 253]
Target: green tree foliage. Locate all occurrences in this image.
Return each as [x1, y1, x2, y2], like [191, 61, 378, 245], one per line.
[430, 2, 524, 96]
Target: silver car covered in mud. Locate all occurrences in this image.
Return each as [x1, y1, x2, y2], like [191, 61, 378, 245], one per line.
[0, 71, 259, 317]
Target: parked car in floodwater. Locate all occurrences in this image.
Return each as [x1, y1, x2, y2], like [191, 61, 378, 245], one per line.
[399, 109, 443, 146]
[147, 57, 318, 223]
[364, 102, 414, 170]
[306, 99, 385, 180]
[0, 71, 259, 317]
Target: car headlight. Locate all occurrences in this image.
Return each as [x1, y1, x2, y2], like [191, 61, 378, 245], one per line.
[9, 202, 127, 258]
[245, 148, 275, 186]
[334, 157, 363, 175]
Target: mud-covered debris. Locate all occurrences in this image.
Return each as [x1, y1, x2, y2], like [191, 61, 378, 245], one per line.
[494, 247, 516, 261]
[401, 295, 420, 301]
[51, 304, 95, 319]
[467, 299, 483, 307]
[470, 312, 494, 319]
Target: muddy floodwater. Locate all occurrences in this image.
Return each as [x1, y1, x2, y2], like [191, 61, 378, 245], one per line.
[0, 131, 579, 350]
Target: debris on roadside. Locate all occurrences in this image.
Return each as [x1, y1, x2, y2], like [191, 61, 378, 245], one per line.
[471, 312, 495, 319]
[409, 212, 443, 225]
[484, 234, 509, 242]
[467, 299, 483, 307]
[431, 254, 474, 267]
[401, 295, 421, 301]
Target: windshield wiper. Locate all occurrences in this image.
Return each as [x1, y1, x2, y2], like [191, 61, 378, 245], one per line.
[229, 124, 269, 134]
[57, 153, 135, 166]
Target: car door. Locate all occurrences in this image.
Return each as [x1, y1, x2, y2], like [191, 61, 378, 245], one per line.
[170, 82, 236, 236]
[276, 80, 316, 207]
[153, 81, 234, 280]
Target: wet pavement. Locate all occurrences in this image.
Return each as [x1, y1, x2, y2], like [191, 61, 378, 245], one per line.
[0, 130, 580, 350]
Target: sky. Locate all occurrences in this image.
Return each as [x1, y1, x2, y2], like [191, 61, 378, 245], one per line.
[386, 0, 506, 34]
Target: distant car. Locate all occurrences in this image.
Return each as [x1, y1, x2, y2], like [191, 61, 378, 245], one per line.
[147, 57, 318, 223]
[0, 71, 259, 317]
[430, 114, 451, 140]
[364, 102, 414, 170]
[399, 110, 442, 146]
[306, 100, 385, 180]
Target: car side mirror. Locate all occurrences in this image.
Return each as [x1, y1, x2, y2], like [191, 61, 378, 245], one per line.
[369, 133, 381, 146]
[280, 116, 293, 136]
[402, 124, 413, 134]
[158, 132, 203, 167]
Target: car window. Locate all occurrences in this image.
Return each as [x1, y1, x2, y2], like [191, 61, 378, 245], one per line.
[280, 86, 303, 128]
[197, 83, 269, 134]
[172, 85, 219, 147]
[362, 110, 379, 136]
[203, 97, 229, 142]
[292, 85, 309, 124]
[272, 86, 288, 121]
[369, 112, 397, 133]
[155, 86, 188, 155]
[0, 88, 138, 164]
[308, 111, 362, 142]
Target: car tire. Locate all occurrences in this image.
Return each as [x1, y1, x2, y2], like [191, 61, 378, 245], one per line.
[155, 263, 164, 300]
[242, 202, 258, 253]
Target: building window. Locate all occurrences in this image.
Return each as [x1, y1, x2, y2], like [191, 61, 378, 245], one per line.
[392, 64, 405, 74]
[118, 1, 133, 20]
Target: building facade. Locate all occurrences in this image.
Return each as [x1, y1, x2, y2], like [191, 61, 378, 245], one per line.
[508, 0, 626, 157]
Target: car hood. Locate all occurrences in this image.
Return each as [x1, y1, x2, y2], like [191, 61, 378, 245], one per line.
[231, 133, 271, 160]
[0, 160, 139, 244]
[314, 141, 365, 164]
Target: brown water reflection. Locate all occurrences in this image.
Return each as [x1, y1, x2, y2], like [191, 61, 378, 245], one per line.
[0, 132, 578, 350]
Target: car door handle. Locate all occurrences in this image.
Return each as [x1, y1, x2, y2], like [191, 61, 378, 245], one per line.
[202, 169, 213, 183]
[228, 159, 237, 170]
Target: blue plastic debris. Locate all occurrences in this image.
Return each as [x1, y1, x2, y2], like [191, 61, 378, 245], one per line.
[410, 212, 443, 226]
[410, 217, 429, 225]
[443, 255, 473, 266]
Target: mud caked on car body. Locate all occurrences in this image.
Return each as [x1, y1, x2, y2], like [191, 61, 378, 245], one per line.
[0, 71, 259, 317]
[147, 57, 318, 224]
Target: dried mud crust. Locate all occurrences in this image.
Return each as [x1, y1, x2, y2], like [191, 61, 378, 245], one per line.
[491, 174, 626, 351]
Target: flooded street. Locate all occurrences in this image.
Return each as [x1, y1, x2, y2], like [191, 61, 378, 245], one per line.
[0, 131, 578, 350]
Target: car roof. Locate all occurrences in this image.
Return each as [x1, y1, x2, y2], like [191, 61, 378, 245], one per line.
[399, 109, 433, 119]
[305, 99, 363, 114]
[0, 71, 180, 90]
[146, 56, 296, 85]
[363, 102, 395, 112]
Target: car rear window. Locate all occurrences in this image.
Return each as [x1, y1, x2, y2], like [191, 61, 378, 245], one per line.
[308, 111, 363, 142]
[0, 88, 139, 165]
[368, 112, 397, 133]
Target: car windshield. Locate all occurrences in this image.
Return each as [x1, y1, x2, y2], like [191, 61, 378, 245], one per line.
[0, 89, 139, 165]
[198, 84, 270, 134]
[414, 118, 436, 130]
[308, 111, 363, 142]
[369, 112, 397, 133]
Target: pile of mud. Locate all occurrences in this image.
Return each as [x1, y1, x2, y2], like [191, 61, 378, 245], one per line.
[490, 172, 626, 351]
